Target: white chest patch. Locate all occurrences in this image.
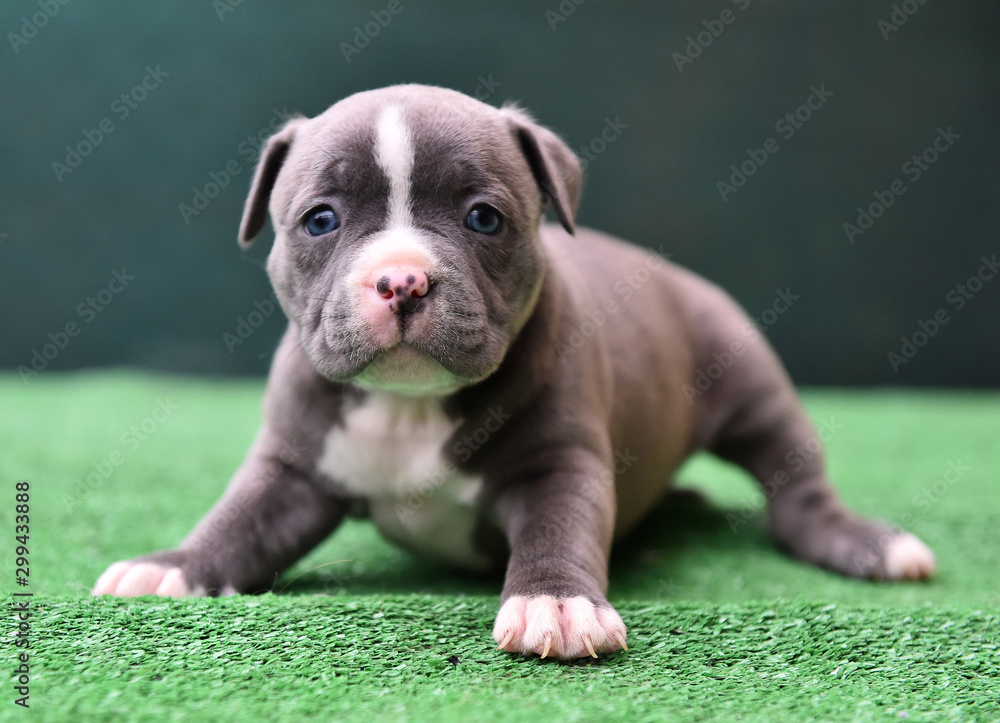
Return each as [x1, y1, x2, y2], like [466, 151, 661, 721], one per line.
[316, 394, 490, 570]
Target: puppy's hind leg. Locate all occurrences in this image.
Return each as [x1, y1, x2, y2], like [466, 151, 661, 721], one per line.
[698, 337, 935, 581]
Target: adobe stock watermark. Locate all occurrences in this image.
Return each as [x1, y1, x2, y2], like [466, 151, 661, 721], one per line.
[7, 0, 71, 54]
[852, 458, 968, 576]
[672, 0, 751, 73]
[395, 406, 512, 523]
[577, 116, 628, 172]
[18, 268, 136, 384]
[340, 0, 413, 63]
[545, 0, 586, 31]
[556, 247, 670, 361]
[843, 125, 959, 244]
[682, 287, 800, 404]
[716, 84, 833, 201]
[213, 0, 245, 21]
[62, 397, 179, 512]
[186, 439, 307, 548]
[657, 577, 682, 599]
[223, 293, 280, 353]
[536, 448, 639, 545]
[727, 416, 844, 533]
[877, 0, 931, 40]
[887, 254, 997, 372]
[909, 459, 969, 518]
[470, 74, 501, 103]
[51, 65, 169, 182]
[178, 106, 298, 224]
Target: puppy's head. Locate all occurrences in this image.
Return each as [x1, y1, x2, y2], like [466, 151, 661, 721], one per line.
[240, 85, 581, 395]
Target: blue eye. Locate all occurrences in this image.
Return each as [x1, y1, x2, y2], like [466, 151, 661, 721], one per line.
[465, 204, 502, 235]
[304, 206, 340, 236]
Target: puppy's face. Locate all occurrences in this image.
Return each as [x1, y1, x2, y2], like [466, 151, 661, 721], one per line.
[239, 85, 581, 395]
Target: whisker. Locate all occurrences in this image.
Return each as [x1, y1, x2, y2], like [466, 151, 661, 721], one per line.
[271, 559, 353, 594]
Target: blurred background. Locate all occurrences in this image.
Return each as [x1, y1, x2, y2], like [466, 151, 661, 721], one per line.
[2, 1, 997, 386]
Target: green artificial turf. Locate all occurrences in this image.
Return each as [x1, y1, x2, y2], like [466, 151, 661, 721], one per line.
[1, 371, 998, 721]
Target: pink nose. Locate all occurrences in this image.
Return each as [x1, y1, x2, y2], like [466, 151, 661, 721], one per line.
[374, 268, 431, 315]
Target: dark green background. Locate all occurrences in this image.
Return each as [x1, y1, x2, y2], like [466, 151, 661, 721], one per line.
[2, 1, 997, 386]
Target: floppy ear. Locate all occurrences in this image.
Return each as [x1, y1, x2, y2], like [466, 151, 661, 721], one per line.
[238, 117, 306, 247]
[503, 106, 582, 235]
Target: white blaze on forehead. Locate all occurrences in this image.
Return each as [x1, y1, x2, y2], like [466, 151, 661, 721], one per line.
[345, 107, 440, 368]
[345, 104, 439, 357]
[374, 104, 414, 228]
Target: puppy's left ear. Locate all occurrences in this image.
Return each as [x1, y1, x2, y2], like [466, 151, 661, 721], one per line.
[503, 106, 582, 235]
[238, 117, 306, 247]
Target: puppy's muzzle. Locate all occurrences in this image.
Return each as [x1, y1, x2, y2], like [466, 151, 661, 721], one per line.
[372, 267, 433, 317]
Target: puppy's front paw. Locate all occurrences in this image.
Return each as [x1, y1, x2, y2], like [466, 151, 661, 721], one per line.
[93, 560, 200, 598]
[883, 532, 936, 581]
[493, 595, 627, 660]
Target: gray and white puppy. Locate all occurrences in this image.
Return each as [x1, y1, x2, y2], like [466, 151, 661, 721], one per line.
[94, 85, 935, 660]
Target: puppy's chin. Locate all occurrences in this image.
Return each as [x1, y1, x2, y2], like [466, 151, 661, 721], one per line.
[302, 313, 511, 393]
[350, 344, 466, 397]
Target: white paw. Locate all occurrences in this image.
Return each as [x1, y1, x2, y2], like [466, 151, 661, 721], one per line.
[93, 561, 200, 598]
[493, 595, 627, 660]
[884, 533, 936, 580]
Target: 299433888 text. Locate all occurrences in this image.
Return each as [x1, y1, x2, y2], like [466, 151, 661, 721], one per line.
[12, 480, 33, 709]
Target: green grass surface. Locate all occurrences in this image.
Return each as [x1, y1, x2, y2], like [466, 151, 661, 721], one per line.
[2, 371, 998, 721]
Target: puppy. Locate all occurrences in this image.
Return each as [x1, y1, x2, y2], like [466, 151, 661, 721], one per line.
[94, 85, 935, 660]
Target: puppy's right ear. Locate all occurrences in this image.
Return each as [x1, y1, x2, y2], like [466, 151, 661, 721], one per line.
[238, 117, 306, 247]
[501, 105, 582, 235]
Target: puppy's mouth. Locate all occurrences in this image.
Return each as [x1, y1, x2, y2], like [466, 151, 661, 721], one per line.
[305, 282, 509, 394]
